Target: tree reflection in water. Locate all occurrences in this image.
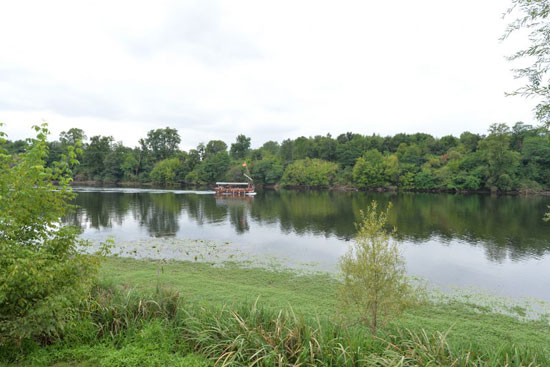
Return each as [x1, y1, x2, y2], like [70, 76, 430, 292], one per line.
[67, 190, 550, 263]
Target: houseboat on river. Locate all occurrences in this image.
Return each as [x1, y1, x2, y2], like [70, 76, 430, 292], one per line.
[214, 181, 256, 196]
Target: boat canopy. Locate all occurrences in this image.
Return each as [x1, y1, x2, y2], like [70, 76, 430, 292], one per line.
[215, 182, 250, 186]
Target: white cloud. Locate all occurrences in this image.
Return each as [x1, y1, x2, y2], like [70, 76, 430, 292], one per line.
[0, 0, 536, 150]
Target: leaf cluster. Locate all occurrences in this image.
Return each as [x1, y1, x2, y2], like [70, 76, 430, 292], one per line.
[0, 124, 103, 347]
[503, 0, 550, 124]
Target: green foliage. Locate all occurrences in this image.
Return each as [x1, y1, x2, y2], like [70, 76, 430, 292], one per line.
[478, 124, 520, 191]
[204, 140, 227, 159]
[186, 151, 231, 184]
[452, 174, 482, 191]
[503, 0, 550, 124]
[398, 171, 416, 189]
[120, 150, 139, 181]
[82, 135, 113, 180]
[281, 158, 339, 187]
[230, 134, 251, 160]
[414, 169, 438, 189]
[383, 154, 400, 185]
[260, 140, 280, 156]
[460, 131, 481, 152]
[224, 164, 246, 182]
[150, 158, 182, 185]
[144, 127, 181, 163]
[14, 271, 546, 366]
[4, 123, 550, 192]
[185, 169, 201, 185]
[59, 128, 86, 147]
[199, 151, 231, 183]
[336, 134, 364, 167]
[340, 202, 415, 335]
[0, 124, 103, 347]
[251, 156, 284, 184]
[353, 149, 386, 188]
[521, 135, 550, 187]
[101, 257, 550, 362]
[279, 139, 294, 162]
[103, 143, 130, 182]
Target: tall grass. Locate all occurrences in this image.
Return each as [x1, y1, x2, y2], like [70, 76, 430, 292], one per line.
[84, 281, 180, 339]
[45, 282, 539, 367]
[3, 281, 543, 366]
[175, 301, 541, 367]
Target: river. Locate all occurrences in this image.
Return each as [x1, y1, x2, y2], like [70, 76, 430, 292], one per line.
[66, 187, 550, 301]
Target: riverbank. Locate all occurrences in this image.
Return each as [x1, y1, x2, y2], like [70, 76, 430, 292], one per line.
[8, 257, 550, 366]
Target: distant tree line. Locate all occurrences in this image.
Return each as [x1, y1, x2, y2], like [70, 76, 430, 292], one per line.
[3, 122, 550, 192]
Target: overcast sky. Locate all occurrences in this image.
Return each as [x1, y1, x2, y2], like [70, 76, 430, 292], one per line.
[0, 0, 536, 150]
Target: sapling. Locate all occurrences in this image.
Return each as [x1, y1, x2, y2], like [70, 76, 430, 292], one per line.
[339, 201, 414, 335]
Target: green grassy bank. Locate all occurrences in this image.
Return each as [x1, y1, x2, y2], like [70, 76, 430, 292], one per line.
[5, 257, 550, 366]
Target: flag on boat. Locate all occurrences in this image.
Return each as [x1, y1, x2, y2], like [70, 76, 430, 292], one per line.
[242, 162, 247, 167]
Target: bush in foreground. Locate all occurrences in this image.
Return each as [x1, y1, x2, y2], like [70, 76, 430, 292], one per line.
[0, 124, 104, 347]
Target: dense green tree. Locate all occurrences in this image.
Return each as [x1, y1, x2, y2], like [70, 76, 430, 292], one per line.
[414, 169, 438, 190]
[336, 135, 364, 167]
[521, 135, 550, 187]
[249, 148, 263, 161]
[186, 149, 201, 171]
[103, 143, 131, 182]
[510, 122, 536, 151]
[150, 158, 182, 185]
[195, 151, 231, 184]
[225, 164, 247, 182]
[144, 127, 181, 162]
[478, 124, 520, 190]
[313, 134, 336, 161]
[204, 140, 227, 159]
[397, 143, 424, 166]
[120, 149, 140, 181]
[82, 135, 113, 180]
[353, 150, 386, 188]
[251, 156, 284, 184]
[439, 135, 460, 153]
[459, 131, 481, 152]
[134, 138, 153, 181]
[260, 140, 280, 156]
[293, 136, 313, 160]
[279, 139, 294, 162]
[230, 134, 251, 160]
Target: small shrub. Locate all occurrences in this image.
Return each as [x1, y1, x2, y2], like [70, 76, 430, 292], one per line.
[339, 201, 415, 335]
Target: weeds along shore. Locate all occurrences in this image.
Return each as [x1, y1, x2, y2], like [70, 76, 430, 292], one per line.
[4, 257, 549, 367]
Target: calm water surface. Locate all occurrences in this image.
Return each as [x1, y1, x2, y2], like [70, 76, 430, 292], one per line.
[66, 187, 550, 300]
